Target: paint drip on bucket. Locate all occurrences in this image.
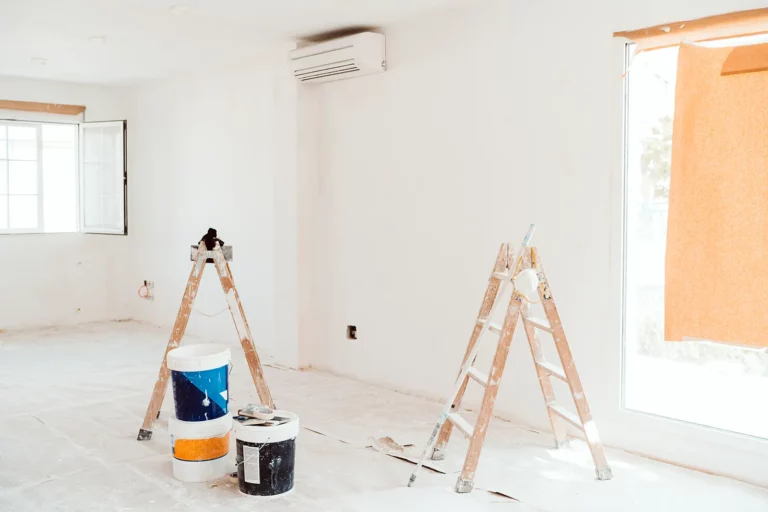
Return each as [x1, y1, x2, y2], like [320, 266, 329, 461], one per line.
[167, 344, 230, 421]
[233, 409, 299, 496]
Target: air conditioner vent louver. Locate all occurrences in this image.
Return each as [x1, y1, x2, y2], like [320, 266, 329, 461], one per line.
[289, 32, 385, 84]
[299, 68, 360, 82]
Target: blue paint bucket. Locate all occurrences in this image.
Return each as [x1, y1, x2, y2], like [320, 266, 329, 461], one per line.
[167, 344, 230, 422]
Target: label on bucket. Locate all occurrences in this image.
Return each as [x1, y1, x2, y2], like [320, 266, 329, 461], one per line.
[243, 445, 260, 484]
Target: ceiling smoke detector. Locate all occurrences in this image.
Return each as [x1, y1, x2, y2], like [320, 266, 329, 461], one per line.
[88, 35, 106, 45]
[30, 57, 47, 66]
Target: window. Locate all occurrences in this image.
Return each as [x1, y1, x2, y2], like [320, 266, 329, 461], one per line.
[623, 40, 768, 438]
[80, 121, 127, 234]
[0, 119, 126, 235]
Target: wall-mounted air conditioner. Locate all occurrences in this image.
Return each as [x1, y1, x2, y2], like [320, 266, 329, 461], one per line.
[289, 32, 386, 84]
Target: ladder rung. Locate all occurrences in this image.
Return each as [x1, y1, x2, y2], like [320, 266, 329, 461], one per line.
[492, 272, 510, 281]
[476, 318, 502, 335]
[524, 316, 552, 333]
[547, 403, 583, 430]
[534, 359, 567, 382]
[467, 367, 488, 386]
[447, 413, 474, 439]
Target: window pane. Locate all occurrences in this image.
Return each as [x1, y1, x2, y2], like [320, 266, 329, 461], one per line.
[81, 122, 124, 232]
[9, 161, 37, 194]
[8, 126, 37, 161]
[0, 126, 6, 159]
[8, 126, 35, 140]
[0, 161, 6, 194]
[0, 195, 6, 229]
[43, 124, 75, 143]
[42, 124, 77, 233]
[9, 140, 36, 160]
[8, 195, 38, 229]
[624, 44, 768, 439]
[82, 128, 102, 163]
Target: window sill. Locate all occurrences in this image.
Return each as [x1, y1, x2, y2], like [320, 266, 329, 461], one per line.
[0, 231, 80, 236]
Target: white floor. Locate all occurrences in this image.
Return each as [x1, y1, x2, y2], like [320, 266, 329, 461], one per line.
[2, 322, 768, 511]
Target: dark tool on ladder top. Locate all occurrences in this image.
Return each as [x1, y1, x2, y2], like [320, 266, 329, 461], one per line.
[137, 228, 274, 441]
[408, 225, 612, 493]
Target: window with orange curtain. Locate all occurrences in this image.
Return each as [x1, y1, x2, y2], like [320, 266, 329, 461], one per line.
[622, 34, 768, 438]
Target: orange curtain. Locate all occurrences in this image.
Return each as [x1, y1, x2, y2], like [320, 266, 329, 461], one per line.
[665, 43, 768, 347]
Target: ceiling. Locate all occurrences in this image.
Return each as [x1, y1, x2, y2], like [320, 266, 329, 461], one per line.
[0, 0, 471, 85]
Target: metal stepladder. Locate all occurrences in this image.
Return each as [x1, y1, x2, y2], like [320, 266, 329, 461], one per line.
[137, 241, 274, 441]
[408, 226, 612, 493]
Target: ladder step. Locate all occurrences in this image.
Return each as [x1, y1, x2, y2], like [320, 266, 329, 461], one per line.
[492, 272, 510, 281]
[476, 318, 502, 335]
[524, 316, 553, 333]
[467, 367, 488, 386]
[547, 403, 583, 430]
[534, 360, 567, 382]
[447, 413, 474, 439]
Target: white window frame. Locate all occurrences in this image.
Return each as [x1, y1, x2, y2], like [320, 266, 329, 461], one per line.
[0, 117, 127, 236]
[621, 38, 768, 440]
[0, 120, 49, 234]
[79, 120, 127, 235]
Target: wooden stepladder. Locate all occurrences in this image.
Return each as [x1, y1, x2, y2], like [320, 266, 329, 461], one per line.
[137, 242, 274, 441]
[408, 226, 612, 493]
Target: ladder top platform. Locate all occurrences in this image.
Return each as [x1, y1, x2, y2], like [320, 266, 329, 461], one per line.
[190, 244, 233, 261]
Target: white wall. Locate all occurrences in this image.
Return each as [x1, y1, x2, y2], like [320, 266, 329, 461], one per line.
[4, 0, 768, 486]
[114, 60, 303, 368]
[0, 76, 129, 329]
[301, 0, 768, 486]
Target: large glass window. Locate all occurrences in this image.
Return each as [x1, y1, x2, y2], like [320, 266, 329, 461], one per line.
[623, 43, 768, 438]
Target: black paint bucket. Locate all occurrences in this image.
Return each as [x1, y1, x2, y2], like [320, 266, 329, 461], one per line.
[233, 410, 299, 496]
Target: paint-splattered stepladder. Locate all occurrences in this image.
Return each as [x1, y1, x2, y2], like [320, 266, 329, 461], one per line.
[408, 225, 612, 493]
[137, 241, 274, 441]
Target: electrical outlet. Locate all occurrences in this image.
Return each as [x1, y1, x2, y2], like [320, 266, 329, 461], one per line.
[347, 325, 357, 340]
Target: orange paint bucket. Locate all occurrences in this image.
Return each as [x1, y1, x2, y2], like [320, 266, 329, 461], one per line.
[169, 414, 232, 482]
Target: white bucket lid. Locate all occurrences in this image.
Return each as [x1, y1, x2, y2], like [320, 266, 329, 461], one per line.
[233, 410, 299, 444]
[167, 344, 231, 372]
[169, 414, 232, 438]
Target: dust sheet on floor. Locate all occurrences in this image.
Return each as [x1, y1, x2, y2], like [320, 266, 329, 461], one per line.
[2, 322, 768, 511]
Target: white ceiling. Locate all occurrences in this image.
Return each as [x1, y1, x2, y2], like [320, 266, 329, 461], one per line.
[0, 0, 471, 85]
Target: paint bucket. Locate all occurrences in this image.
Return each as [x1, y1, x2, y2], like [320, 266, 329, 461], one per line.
[169, 414, 232, 482]
[167, 344, 230, 422]
[234, 411, 299, 496]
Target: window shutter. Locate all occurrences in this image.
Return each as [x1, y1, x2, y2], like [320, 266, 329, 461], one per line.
[79, 121, 126, 234]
